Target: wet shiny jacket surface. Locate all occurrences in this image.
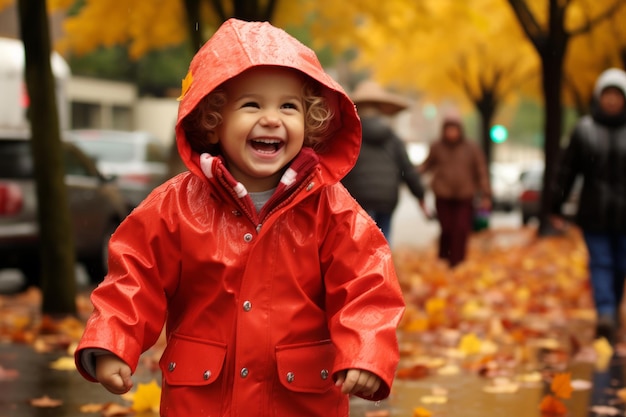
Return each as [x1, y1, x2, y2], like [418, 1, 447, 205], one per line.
[75, 18, 405, 417]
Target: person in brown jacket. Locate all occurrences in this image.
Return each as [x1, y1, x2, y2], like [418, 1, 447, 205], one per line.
[420, 116, 491, 267]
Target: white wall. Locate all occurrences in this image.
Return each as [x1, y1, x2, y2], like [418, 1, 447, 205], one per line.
[135, 97, 178, 146]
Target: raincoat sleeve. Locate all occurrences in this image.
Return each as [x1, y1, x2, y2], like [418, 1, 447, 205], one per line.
[75, 183, 181, 382]
[319, 184, 406, 401]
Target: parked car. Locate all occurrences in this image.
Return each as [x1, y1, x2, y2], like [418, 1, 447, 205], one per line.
[490, 162, 522, 212]
[0, 131, 128, 290]
[66, 129, 168, 210]
[518, 165, 581, 224]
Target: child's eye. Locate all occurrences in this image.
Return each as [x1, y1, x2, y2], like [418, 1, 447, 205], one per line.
[282, 102, 300, 110]
[242, 101, 260, 108]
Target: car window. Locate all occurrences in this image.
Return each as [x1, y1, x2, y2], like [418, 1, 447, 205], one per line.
[0, 141, 33, 179]
[72, 140, 136, 163]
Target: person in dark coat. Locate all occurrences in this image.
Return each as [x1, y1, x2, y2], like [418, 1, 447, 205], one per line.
[551, 67, 626, 343]
[342, 81, 427, 242]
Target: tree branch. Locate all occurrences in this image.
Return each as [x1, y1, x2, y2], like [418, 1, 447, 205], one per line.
[569, 0, 626, 37]
[448, 53, 479, 102]
[506, 0, 545, 51]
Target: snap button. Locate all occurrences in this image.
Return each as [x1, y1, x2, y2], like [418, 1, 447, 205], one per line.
[243, 300, 252, 311]
[240, 367, 249, 378]
[320, 369, 329, 380]
[203, 370, 211, 380]
[243, 233, 253, 242]
[286, 372, 295, 383]
[306, 182, 314, 191]
[168, 362, 176, 372]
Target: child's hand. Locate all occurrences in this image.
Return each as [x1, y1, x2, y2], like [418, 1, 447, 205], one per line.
[335, 369, 381, 397]
[95, 354, 133, 395]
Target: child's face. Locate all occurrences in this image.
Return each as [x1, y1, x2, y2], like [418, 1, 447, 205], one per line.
[599, 86, 625, 116]
[217, 66, 305, 192]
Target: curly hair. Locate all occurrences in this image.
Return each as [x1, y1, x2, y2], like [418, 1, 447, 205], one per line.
[181, 75, 333, 156]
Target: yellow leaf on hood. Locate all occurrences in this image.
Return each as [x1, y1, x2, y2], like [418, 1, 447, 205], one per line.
[177, 71, 193, 101]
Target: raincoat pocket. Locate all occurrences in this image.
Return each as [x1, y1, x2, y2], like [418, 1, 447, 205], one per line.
[275, 339, 335, 394]
[159, 333, 227, 386]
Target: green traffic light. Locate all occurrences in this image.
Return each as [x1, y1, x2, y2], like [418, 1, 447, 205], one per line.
[490, 124, 508, 143]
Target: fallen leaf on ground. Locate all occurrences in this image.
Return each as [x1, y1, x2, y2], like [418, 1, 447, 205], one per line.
[130, 379, 161, 413]
[364, 410, 390, 417]
[102, 402, 133, 417]
[458, 333, 482, 356]
[413, 406, 432, 417]
[30, 395, 63, 408]
[483, 377, 519, 394]
[396, 364, 430, 380]
[570, 379, 592, 391]
[538, 394, 567, 415]
[593, 337, 613, 371]
[589, 405, 621, 416]
[550, 372, 572, 399]
[79, 403, 106, 413]
[49, 356, 77, 371]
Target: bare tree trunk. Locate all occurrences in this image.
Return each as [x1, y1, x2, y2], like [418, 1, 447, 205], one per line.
[18, 0, 77, 315]
[184, 0, 204, 52]
[538, 47, 566, 235]
[476, 94, 496, 165]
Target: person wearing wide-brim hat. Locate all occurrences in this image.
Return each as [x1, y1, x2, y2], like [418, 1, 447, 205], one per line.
[350, 80, 410, 116]
[343, 80, 428, 242]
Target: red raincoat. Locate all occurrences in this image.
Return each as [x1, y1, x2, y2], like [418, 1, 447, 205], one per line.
[75, 19, 405, 417]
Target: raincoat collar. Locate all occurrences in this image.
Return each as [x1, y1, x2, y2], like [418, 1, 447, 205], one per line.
[175, 18, 361, 187]
[200, 147, 320, 224]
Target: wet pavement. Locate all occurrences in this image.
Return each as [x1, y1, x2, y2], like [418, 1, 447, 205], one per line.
[2, 335, 626, 417]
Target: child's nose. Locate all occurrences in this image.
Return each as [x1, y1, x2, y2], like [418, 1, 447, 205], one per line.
[259, 112, 282, 127]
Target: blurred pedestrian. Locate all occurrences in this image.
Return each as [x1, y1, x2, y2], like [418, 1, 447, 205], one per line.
[74, 19, 405, 416]
[342, 80, 428, 242]
[551, 67, 626, 343]
[419, 116, 491, 267]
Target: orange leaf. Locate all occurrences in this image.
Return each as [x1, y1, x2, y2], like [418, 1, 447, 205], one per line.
[365, 410, 390, 417]
[539, 394, 567, 415]
[29, 395, 63, 408]
[396, 364, 430, 380]
[102, 402, 133, 417]
[551, 372, 573, 399]
[413, 406, 433, 417]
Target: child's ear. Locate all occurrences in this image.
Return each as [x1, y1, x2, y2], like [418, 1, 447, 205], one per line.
[208, 132, 219, 144]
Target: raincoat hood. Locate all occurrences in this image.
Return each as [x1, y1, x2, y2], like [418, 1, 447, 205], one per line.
[175, 18, 361, 185]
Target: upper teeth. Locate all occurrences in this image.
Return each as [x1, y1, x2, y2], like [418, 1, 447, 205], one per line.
[254, 139, 280, 144]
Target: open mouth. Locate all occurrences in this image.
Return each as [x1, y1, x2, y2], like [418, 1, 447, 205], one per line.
[249, 138, 284, 154]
